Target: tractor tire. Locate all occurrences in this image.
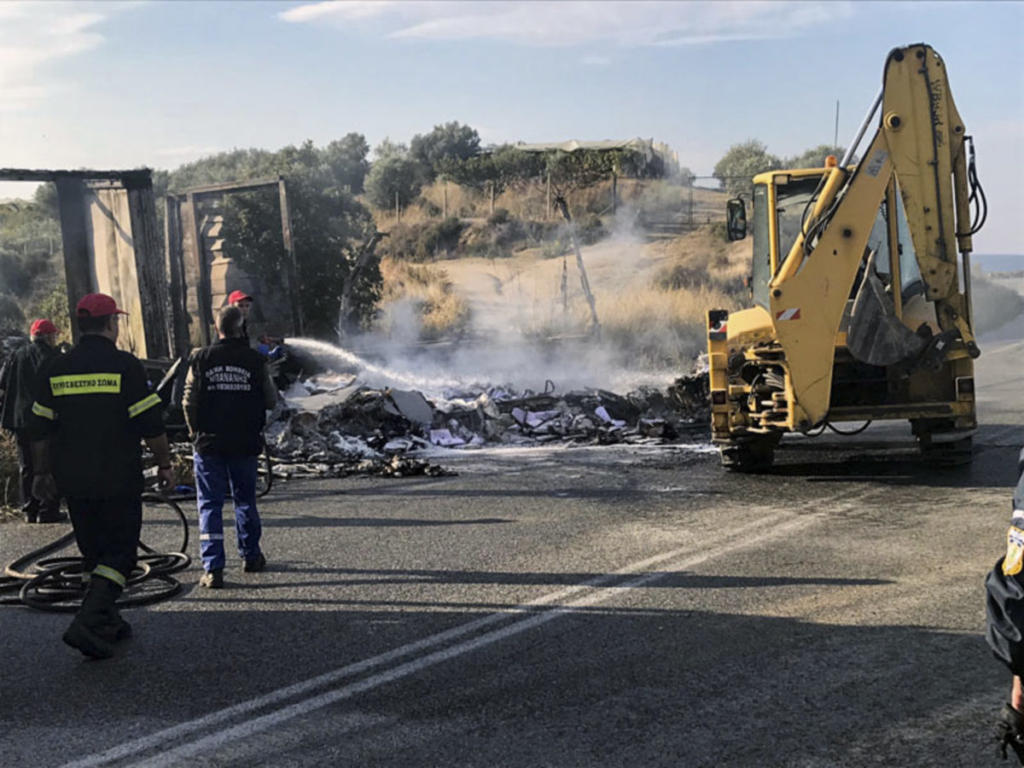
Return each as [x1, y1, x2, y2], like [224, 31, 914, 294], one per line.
[919, 435, 973, 466]
[720, 440, 776, 473]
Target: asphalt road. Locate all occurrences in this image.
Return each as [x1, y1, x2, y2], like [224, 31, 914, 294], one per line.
[1, 324, 1021, 767]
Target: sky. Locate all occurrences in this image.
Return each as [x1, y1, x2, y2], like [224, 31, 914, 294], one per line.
[0, 0, 1022, 253]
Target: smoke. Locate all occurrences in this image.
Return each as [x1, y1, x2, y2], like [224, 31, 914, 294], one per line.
[305, 203, 717, 397]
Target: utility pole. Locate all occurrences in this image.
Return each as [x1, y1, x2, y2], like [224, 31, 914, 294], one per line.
[834, 100, 840, 152]
[545, 173, 551, 221]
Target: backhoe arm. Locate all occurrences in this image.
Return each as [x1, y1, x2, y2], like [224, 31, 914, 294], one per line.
[767, 43, 979, 428]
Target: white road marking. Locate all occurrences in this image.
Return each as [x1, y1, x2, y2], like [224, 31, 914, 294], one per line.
[62, 509, 815, 768]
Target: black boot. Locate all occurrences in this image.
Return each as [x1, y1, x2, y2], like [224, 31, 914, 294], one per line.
[63, 578, 121, 659]
[95, 602, 132, 643]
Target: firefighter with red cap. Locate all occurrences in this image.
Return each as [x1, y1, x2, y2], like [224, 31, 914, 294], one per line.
[0, 318, 63, 522]
[228, 289, 253, 342]
[28, 293, 174, 659]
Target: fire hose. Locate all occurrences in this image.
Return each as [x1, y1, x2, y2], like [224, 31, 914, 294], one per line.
[0, 493, 191, 611]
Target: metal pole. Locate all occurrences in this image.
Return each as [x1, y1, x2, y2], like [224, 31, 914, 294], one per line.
[834, 99, 840, 151]
[840, 89, 882, 166]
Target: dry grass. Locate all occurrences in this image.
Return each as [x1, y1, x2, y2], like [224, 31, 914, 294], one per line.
[378, 259, 472, 340]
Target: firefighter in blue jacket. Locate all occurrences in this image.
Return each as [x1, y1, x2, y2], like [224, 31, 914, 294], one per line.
[182, 305, 277, 588]
[29, 293, 173, 659]
[986, 448, 1024, 762]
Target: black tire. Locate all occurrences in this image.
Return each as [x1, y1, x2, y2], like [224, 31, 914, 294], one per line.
[720, 440, 776, 473]
[919, 435, 973, 466]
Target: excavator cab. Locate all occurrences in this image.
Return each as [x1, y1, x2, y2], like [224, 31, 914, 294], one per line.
[707, 44, 984, 472]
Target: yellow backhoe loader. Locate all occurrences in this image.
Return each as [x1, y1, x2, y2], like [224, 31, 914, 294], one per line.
[707, 43, 987, 471]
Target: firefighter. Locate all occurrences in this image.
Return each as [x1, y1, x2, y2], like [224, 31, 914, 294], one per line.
[986, 448, 1024, 763]
[0, 318, 63, 523]
[228, 289, 254, 342]
[183, 305, 277, 588]
[29, 293, 173, 659]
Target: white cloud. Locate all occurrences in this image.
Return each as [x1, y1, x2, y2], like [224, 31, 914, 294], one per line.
[279, 1, 852, 47]
[0, 2, 129, 112]
[581, 55, 611, 67]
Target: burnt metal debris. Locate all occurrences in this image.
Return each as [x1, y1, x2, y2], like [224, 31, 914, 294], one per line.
[262, 371, 710, 481]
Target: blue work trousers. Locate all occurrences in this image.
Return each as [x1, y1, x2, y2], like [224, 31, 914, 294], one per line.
[194, 452, 262, 572]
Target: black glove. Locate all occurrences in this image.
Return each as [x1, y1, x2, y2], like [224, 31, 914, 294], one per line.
[997, 703, 1024, 763]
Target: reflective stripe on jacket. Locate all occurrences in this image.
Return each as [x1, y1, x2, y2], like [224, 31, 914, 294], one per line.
[28, 334, 165, 498]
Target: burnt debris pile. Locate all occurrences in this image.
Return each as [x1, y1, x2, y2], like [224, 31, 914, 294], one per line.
[265, 372, 710, 478]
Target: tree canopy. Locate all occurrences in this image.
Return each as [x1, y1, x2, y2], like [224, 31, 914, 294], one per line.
[411, 122, 481, 180]
[364, 141, 424, 210]
[785, 144, 848, 169]
[713, 140, 782, 195]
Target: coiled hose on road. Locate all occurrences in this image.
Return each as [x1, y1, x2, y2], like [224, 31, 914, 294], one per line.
[0, 493, 191, 612]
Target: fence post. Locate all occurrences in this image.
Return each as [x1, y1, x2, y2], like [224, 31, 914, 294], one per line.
[611, 172, 617, 215]
[395, 190, 400, 222]
[489, 181, 495, 216]
[443, 180, 448, 218]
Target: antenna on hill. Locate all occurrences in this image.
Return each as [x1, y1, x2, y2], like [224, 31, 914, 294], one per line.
[834, 100, 840, 151]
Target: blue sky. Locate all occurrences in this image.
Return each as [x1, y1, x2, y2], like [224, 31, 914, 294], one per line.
[1, 0, 1022, 252]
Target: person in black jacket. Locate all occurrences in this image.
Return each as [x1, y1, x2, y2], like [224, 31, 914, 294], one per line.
[986, 448, 1024, 763]
[1, 319, 62, 523]
[183, 305, 277, 588]
[29, 294, 174, 659]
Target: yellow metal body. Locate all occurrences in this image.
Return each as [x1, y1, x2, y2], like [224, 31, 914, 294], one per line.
[708, 44, 977, 451]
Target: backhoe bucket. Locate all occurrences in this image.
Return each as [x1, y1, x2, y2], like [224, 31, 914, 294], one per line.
[847, 252, 926, 366]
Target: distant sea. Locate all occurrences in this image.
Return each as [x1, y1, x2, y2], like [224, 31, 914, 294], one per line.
[974, 254, 1024, 273]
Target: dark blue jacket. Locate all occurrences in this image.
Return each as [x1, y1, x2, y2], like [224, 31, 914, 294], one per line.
[986, 449, 1024, 674]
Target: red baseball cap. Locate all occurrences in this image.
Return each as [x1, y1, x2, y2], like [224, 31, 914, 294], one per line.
[76, 293, 128, 318]
[30, 319, 58, 336]
[228, 290, 253, 304]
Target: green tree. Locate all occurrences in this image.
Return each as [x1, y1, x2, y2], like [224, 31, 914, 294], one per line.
[33, 182, 60, 218]
[411, 122, 481, 180]
[223, 182, 379, 337]
[29, 283, 70, 337]
[322, 133, 371, 193]
[0, 293, 25, 334]
[365, 153, 424, 211]
[786, 144, 849, 169]
[713, 140, 782, 195]
[446, 144, 545, 192]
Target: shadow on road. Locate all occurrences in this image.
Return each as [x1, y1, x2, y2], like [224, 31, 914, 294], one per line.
[0, 603, 1005, 767]
[222, 567, 892, 591]
[267, 516, 513, 528]
[768, 429, 1019, 490]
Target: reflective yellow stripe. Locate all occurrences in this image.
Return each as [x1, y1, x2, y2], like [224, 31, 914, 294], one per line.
[50, 373, 122, 396]
[92, 564, 126, 588]
[128, 392, 162, 418]
[32, 401, 56, 420]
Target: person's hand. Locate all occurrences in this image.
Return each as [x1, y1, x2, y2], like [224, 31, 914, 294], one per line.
[156, 466, 175, 493]
[32, 473, 58, 503]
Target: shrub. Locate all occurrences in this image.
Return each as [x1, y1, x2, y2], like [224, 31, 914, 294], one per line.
[487, 207, 511, 226]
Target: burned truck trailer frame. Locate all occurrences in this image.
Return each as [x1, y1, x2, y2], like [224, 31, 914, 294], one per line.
[2, 168, 301, 363]
[1, 168, 170, 359]
[164, 176, 302, 357]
